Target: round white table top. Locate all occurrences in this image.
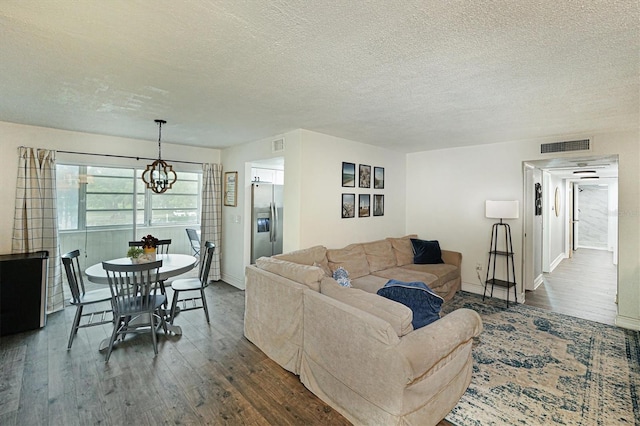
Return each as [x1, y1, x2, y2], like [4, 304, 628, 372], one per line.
[85, 253, 197, 284]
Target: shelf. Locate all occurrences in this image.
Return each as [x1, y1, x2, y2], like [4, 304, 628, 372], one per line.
[489, 250, 514, 256]
[486, 278, 516, 289]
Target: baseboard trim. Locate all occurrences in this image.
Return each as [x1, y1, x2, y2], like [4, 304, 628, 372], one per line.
[461, 281, 524, 304]
[615, 315, 640, 331]
[221, 272, 245, 290]
[549, 253, 566, 273]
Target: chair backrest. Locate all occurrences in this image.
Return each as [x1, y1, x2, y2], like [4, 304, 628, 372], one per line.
[186, 228, 200, 252]
[129, 239, 172, 254]
[102, 260, 163, 315]
[199, 242, 216, 285]
[61, 249, 85, 303]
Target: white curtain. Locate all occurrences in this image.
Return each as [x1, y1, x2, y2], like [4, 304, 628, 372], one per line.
[12, 147, 64, 313]
[201, 163, 222, 281]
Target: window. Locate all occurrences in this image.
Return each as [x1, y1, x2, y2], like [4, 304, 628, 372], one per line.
[56, 164, 201, 231]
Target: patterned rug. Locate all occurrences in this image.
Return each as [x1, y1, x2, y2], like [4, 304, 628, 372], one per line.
[442, 292, 640, 425]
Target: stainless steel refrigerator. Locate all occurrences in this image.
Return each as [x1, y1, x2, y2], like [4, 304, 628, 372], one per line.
[251, 182, 284, 263]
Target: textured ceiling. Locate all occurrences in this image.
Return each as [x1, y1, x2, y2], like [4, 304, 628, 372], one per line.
[0, 1, 638, 152]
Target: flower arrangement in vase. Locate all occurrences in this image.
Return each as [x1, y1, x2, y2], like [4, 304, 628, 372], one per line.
[139, 234, 159, 262]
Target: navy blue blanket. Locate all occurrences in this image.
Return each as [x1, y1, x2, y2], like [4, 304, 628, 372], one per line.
[376, 280, 444, 329]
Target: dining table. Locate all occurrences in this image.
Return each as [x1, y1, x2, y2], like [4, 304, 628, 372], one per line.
[85, 253, 198, 348]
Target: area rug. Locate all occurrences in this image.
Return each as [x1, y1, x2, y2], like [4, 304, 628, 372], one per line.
[442, 292, 640, 425]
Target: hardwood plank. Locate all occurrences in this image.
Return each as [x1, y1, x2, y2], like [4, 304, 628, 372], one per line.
[525, 248, 617, 326]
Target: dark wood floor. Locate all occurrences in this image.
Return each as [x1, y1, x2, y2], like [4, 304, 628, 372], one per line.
[0, 280, 356, 425]
[524, 248, 618, 326]
[2, 247, 613, 426]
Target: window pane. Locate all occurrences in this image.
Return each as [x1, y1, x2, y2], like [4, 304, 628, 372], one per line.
[86, 194, 135, 210]
[151, 209, 199, 225]
[87, 210, 134, 227]
[87, 176, 134, 193]
[88, 166, 132, 178]
[150, 173, 200, 225]
[85, 166, 137, 228]
[56, 165, 79, 230]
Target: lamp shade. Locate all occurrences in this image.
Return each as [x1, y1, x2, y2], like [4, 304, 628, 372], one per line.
[485, 200, 519, 219]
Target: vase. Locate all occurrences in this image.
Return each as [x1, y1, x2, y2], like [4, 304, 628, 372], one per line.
[143, 247, 157, 262]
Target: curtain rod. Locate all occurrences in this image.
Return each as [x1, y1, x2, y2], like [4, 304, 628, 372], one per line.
[56, 149, 203, 165]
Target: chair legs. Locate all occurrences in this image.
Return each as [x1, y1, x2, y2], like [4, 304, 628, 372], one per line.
[170, 291, 180, 325]
[68, 305, 83, 349]
[105, 317, 121, 362]
[201, 288, 210, 323]
[169, 288, 210, 324]
[104, 309, 167, 362]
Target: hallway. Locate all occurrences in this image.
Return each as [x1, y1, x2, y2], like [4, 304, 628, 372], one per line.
[524, 248, 617, 326]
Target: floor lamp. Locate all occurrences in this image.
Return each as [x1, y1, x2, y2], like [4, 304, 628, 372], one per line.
[484, 200, 519, 307]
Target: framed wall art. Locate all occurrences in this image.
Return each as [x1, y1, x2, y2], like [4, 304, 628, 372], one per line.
[342, 193, 355, 218]
[358, 194, 370, 217]
[373, 194, 384, 216]
[374, 167, 385, 189]
[359, 164, 371, 188]
[224, 171, 238, 207]
[342, 162, 355, 187]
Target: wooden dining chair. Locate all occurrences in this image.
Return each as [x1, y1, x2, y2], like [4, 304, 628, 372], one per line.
[102, 260, 167, 361]
[169, 242, 215, 324]
[128, 239, 172, 254]
[61, 249, 114, 349]
[185, 228, 200, 257]
[128, 238, 172, 306]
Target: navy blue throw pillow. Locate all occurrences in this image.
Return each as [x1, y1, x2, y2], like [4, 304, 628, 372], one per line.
[411, 238, 444, 264]
[377, 280, 444, 329]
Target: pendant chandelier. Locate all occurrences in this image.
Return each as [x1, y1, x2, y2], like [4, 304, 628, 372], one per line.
[142, 119, 177, 194]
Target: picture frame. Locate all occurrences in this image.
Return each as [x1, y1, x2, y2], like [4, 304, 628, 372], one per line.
[374, 166, 385, 189]
[373, 194, 384, 216]
[358, 194, 370, 217]
[342, 162, 355, 187]
[342, 193, 355, 218]
[224, 171, 238, 207]
[359, 164, 371, 188]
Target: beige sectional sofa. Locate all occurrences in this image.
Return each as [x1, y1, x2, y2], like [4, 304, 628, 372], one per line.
[244, 235, 483, 426]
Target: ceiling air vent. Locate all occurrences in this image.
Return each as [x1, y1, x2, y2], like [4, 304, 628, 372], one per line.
[540, 139, 590, 154]
[272, 138, 285, 153]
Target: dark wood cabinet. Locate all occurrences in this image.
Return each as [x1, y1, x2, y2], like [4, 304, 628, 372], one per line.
[0, 251, 48, 336]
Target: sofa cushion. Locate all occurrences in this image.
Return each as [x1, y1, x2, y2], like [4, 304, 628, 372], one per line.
[386, 235, 417, 266]
[351, 274, 389, 294]
[362, 239, 397, 272]
[401, 263, 460, 284]
[327, 244, 370, 279]
[411, 239, 444, 264]
[255, 257, 325, 292]
[376, 280, 444, 329]
[372, 267, 439, 288]
[313, 260, 332, 277]
[320, 277, 413, 337]
[274, 245, 327, 266]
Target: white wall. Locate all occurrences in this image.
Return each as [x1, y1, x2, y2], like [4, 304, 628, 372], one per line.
[220, 129, 406, 289]
[406, 130, 640, 330]
[0, 120, 220, 254]
[296, 129, 406, 248]
[547, 173, 565, 270]
[406, 140, 531, 298]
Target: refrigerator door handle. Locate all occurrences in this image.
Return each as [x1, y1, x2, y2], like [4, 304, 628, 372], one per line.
[270, 202, 277, 243]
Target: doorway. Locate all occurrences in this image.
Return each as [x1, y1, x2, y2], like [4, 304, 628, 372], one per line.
[522, 155, 618, 325]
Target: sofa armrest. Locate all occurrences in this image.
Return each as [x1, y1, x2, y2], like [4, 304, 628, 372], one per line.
[397, 308, 482, 380]
[441, 250, 462, 268]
